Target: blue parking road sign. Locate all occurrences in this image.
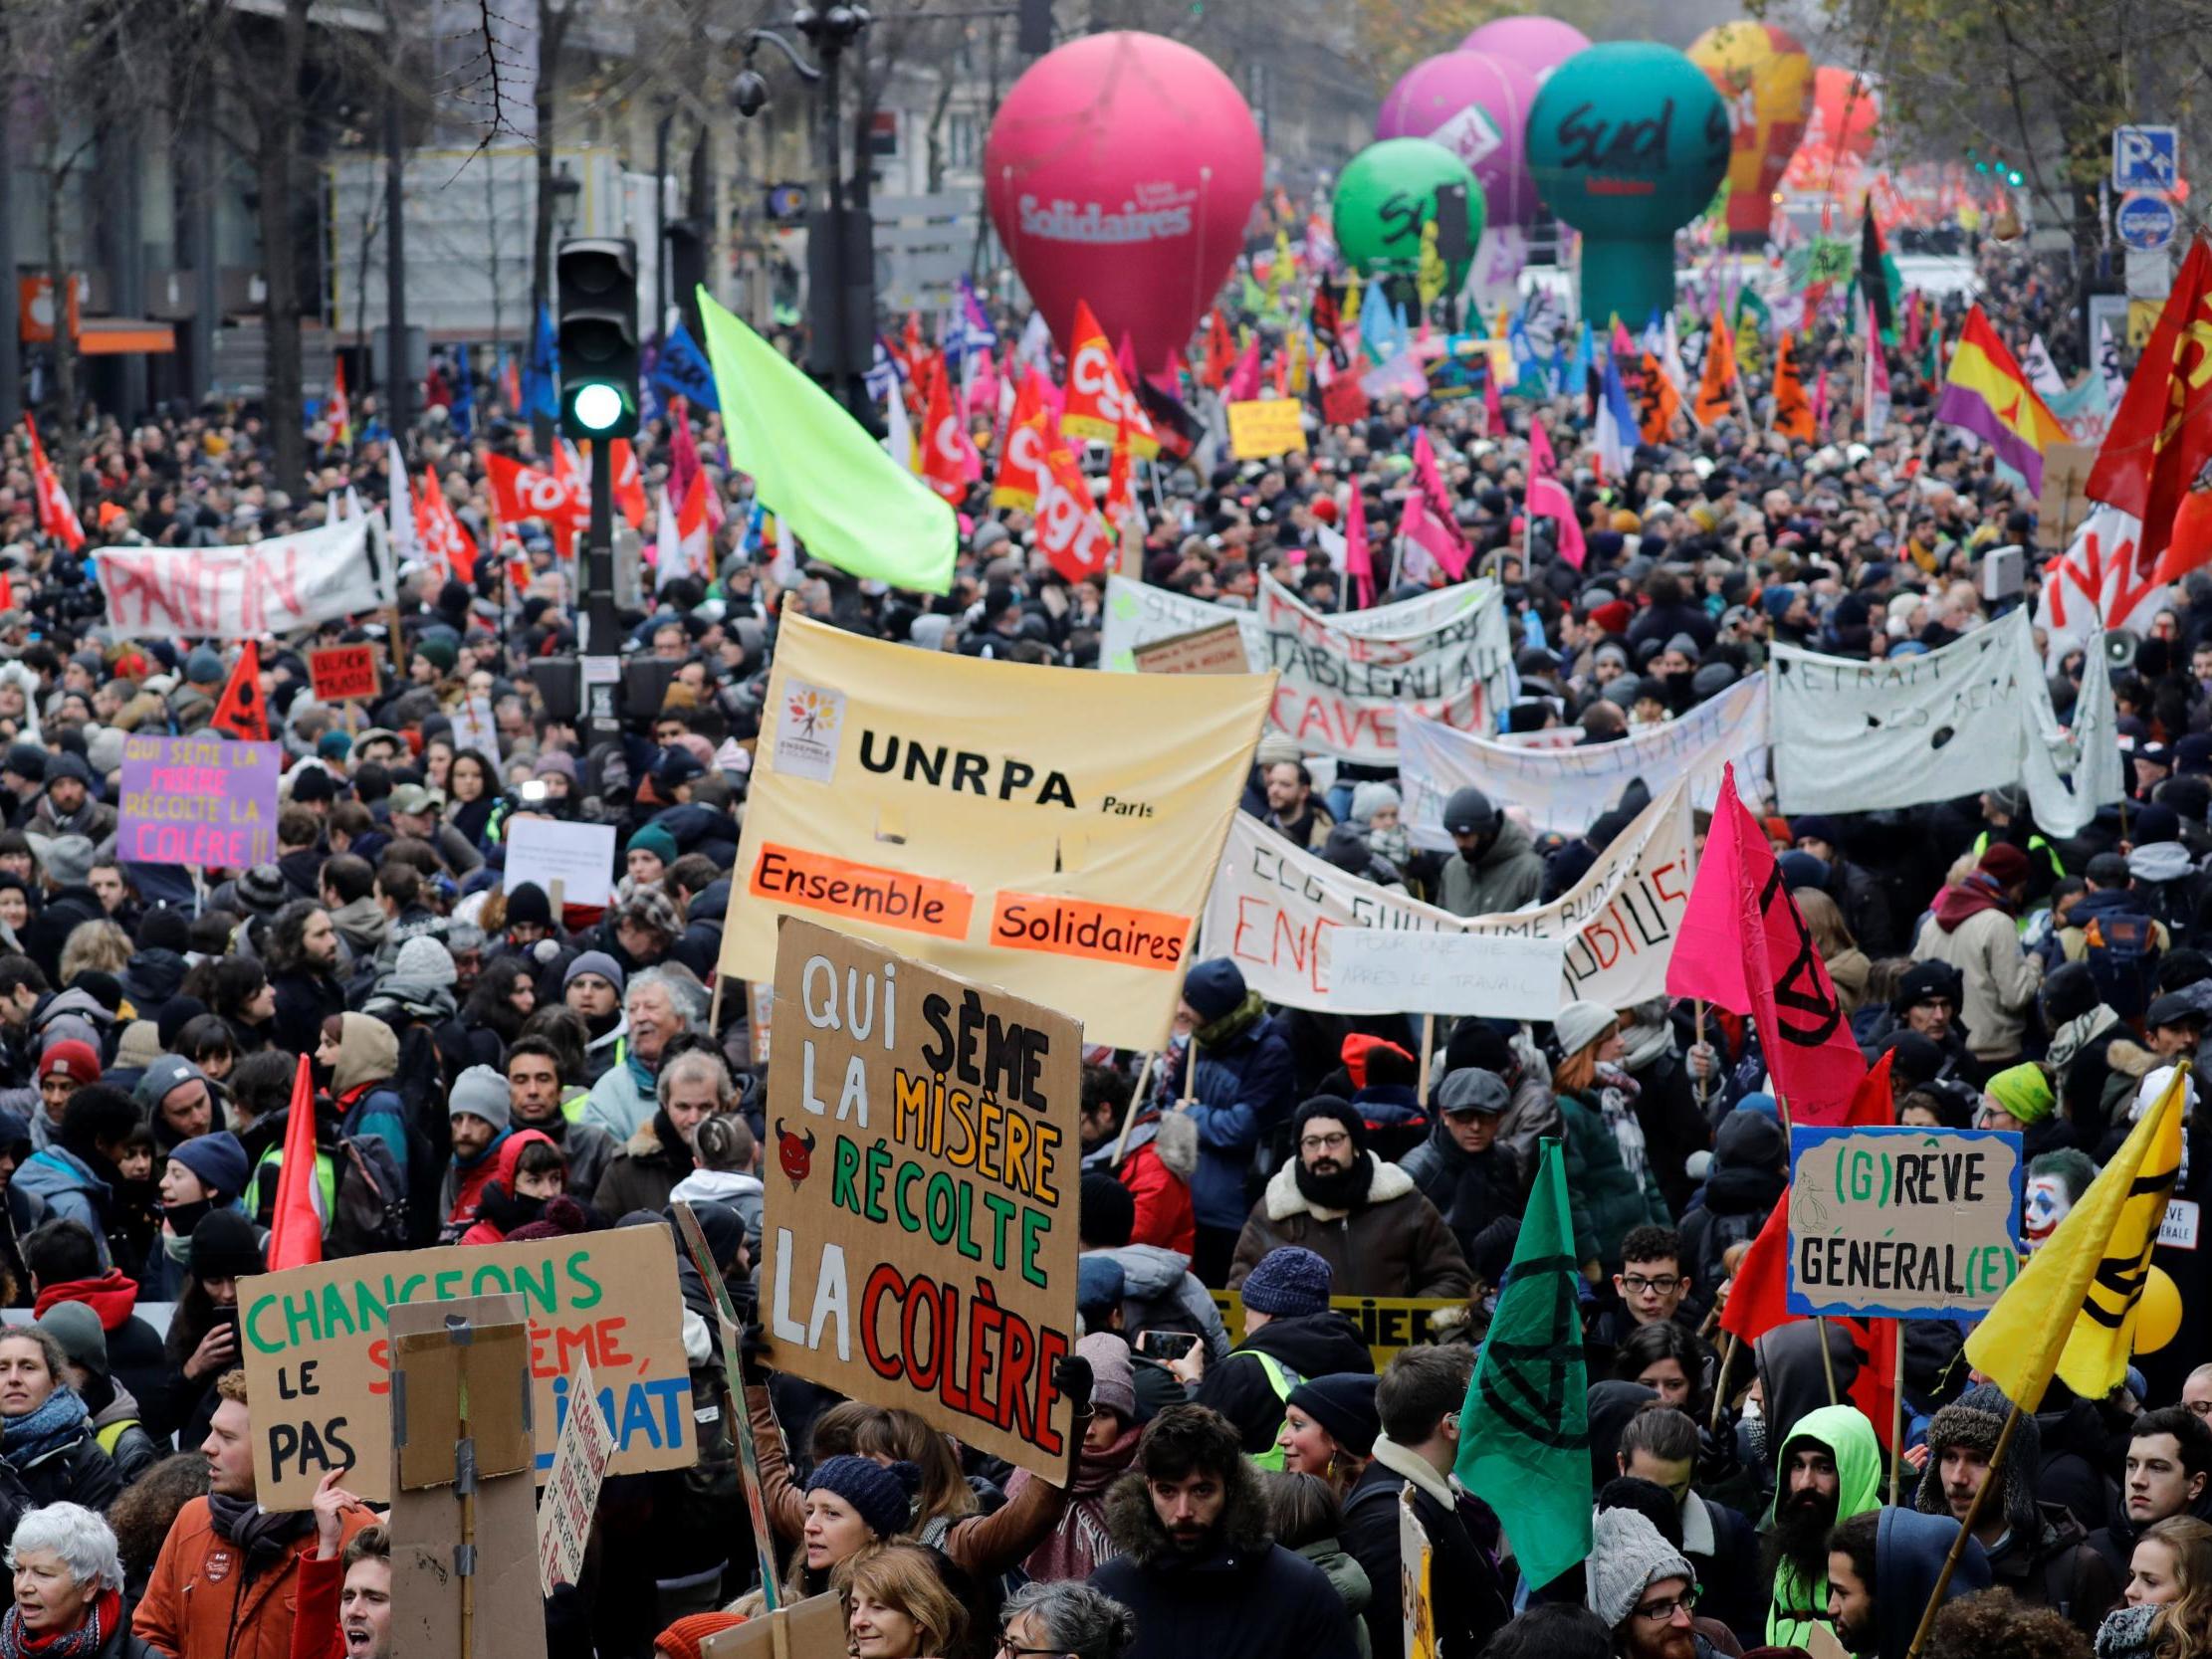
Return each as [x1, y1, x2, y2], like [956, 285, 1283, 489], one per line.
[2114, 125, 2180, 191]
[2118, 191, 2180, 251]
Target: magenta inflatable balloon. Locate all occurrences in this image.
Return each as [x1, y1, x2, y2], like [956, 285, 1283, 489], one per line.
[986, 31, 1263, 377]
[1375, 50, 1540, 227]
[1460, 15, 1593, 81]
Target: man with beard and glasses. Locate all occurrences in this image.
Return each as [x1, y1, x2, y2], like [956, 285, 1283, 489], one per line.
[1586, 1506, 1705, 1659]
[1828, 1507, 1990, 1659]
[1764, 1404, 1883, 1645]
[1225, 1098, 1470, 1300]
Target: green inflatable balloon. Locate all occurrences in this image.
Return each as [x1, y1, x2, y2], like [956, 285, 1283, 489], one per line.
[1332, 139, 1487, 289]
[1526, 43, 1730, 329]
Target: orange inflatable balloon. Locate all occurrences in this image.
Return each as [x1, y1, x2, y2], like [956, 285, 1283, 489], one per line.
[1689, 23, 1814, 245]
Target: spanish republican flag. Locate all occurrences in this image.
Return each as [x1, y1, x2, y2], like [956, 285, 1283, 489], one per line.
[1934, 304, 2068, 495]
[1964, 1064, 2187, 1409]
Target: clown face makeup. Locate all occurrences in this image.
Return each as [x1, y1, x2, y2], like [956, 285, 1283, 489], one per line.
[2025, 1172, 2075, 1249]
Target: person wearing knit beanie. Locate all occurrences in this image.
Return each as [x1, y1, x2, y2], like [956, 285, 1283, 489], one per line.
[1281, 1372, 1380, 1486]
[1552, 1000, 1621, 1063]
[1239, 1245, 1334, 1318]
[1586, 1505, 1697, 1636]
[448, 1067, 511, 1134]
[652, 1611, 747, 1659]
[1180, 958, 1248, 1027]
[802, 1456, 921, 1566]
[504, 881, 555, 936]
[1979, 1064, 2054, 1132]
[626, 824, 680, 882]
[1912, 1383, 2045, 1549]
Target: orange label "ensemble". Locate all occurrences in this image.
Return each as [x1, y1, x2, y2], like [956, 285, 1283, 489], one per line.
[750, 843, 975, 938]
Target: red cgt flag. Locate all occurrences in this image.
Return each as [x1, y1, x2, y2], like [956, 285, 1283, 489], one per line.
[1666, 763, 1868, 1124]
[2092, 237, 2212, 576]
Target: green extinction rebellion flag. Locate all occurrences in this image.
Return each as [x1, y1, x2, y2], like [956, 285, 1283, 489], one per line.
[1454, 1138, 1591, 1590]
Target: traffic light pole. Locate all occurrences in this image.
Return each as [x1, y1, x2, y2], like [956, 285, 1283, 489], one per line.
[582, 437, 620, 745]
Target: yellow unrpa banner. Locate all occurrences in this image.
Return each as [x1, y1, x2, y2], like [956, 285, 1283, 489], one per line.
[718, 611, 1273, 1049]
[1227, 398, 1309, 460]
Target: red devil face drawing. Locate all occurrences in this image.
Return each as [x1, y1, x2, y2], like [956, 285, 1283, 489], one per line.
[775, 1120, 817, 1185]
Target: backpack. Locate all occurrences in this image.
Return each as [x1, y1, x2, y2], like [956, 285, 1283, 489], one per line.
[329, 1135, 410, 1256]
[2081, 911, 2162, 1020]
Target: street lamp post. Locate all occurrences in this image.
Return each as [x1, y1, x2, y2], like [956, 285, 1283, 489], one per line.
[734, 6, 875, 425]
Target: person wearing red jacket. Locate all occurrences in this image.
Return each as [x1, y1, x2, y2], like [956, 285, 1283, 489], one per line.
[287, 1469, 388, 1659]
[457, 1130, 573, 1246]
[1077, 1066, 1197, 1256]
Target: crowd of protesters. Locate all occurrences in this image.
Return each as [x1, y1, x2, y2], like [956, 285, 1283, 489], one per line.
[0, 226, 2195, 1659]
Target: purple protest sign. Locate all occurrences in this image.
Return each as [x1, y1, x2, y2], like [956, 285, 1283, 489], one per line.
[116, 735, 281, 870]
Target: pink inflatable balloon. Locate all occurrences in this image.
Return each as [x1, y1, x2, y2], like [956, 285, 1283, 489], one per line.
[1460, 15, 1592, 81]
[986, 32, 1263, 377]
[1375, 50, 1540, 227]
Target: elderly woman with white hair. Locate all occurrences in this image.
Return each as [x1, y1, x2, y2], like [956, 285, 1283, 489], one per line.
[5, 1502, 159, 1657]
[996, 1581, 1137, 1659]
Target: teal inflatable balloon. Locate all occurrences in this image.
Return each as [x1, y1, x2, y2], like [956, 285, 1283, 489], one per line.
[1526, 44, 1730, 328]
[1331, 139, 1487, 289]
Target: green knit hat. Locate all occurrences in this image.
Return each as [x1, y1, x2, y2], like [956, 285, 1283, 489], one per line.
[1983, 1063, 2054, 1126]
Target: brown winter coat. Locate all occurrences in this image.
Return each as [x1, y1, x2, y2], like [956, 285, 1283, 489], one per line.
[1227, 1158, 1472, 1298]
[590, 1116, 689, 1218]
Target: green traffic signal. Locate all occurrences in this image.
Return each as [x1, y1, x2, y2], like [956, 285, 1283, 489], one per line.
[567, 381, 630, 435]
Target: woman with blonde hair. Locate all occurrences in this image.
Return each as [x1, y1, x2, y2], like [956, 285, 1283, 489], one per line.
[2100, 1515, 2212, 1659]
[59, 920, 131, 988]
[834, 1543, 968, 1659]
[1793, 887, 1871, 1015]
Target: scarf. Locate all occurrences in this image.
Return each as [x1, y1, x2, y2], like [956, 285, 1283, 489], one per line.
[2, 1389, 88, 1467]
[2094, 1601, 2160, 1659]
[160, 1199, 214, 1251]
[1618, 1018, 1676, 1075]
[1195, 991, 1266, 1051]
[2047, 1004, 2121, 1072]
[451, 1129, 508, 1175]
[1294, 1150, 1375, 1214]
[1009, 1422, 1142, 1581]
[625, 1045, 657, 1093]
[208, 1492, 310, 1566]
[0, 1588, 120, 1659]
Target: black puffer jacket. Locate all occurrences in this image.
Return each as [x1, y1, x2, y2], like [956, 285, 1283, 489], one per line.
[1193, 1310, 1374, 1457]
[1398, 1121, 1522, 1269]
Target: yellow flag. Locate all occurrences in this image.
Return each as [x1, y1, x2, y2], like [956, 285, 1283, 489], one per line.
[1343, 272, 1364, 330]
[1964, 1066, 2187, 1409]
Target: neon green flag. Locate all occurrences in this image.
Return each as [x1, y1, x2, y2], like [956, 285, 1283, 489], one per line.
[1454, 1138, 1591, 1590]
[697, 289, 955, 594]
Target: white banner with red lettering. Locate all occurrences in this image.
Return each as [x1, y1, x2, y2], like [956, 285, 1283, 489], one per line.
[2033, 507, 2168, 661]
[99, 516, 397, 640]
[1200, 778, 1694, 1013]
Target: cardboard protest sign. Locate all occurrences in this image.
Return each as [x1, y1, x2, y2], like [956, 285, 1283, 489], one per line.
[1202, 780, 1694, 1013]
[1258, 573, 1516, 761]
[1399, 676, 1770, 843]
[538, 1358, 613, 1596]
[115, 736, 281, 869]
[1099, 573, 1494, 675]
[1132, 621, 1249, 677]
[719, 610, 1269, 1050]
[506, 818, 617, 910]
[241, 1228, 691, 1510]
[2036, 442, 2099, 550]
[1227, 398, 1309, 459]
[1403, 1493, 1438, 1659]
[1787, 1126, 2025, 1318]
[700, 1595, 844, 1658]
[1327, 930, 1565, 1020]
[98, 514, 396, 639]
[1212, 1291, 1461, 1372]
[307, 645, 379, 703]
[760, 917, 1082, 1481]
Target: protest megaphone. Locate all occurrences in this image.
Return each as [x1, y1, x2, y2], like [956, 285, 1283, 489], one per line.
[2104, 627, 2141, 669]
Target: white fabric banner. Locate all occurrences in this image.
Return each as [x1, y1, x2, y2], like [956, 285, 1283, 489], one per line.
[1256, 573, 1515, 762]
[1201, 778, 1694, 1014]
[1772, 609, 2118, 833]
[2033, 507, 2168, 661]
[1397, 674, 1770, 844]
[1099, 574, 1493, 674]
[99, 516, 397, 641]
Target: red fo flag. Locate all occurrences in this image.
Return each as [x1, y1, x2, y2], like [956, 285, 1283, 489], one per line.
[1666, 762, 1868, 1124]
[485, 453, 585, 551]
[210, 642, 270, 741]
[2093, 238, 2212, 576]
[26, 416, 84, 552]
[266, 1055, 325, 1271]
[608, 438, 648, 529]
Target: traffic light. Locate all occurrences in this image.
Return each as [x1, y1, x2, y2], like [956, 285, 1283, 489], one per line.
[556, 238, 639, 440]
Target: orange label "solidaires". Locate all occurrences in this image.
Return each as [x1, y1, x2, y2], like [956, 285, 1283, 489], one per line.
[990, 892, 1190, 970]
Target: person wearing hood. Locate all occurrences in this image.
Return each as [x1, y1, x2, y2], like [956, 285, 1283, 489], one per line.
[1433, 786, 1545, 919]
[18, 1086, 136, 1270]
[2123, 803, 2197, 932]
[2041, 963, 2125, 1141]
[504, 1035, 617, 1204]
[1079, 1064, 1198, 1258]
[1827, 1506, 1992, 1659]
[318, 855, 390, 965]
[26, 1216, 174, 1445]
[1762, 1401, 1884, 1645]
[1680, 1107, 1787, 1309]
[1167, 958, 1297, 1287]
[1088, 1404, 1359, 1659]
[435, 1067, 513, 1242]
[314, 1013, 411, 1199]
[458, 1130, 584, 1245]
[1191, 1247, 1375, 1460]
[1004, 1333, 1145, 1583]
[1912, 1384, 2118, 1633]
[117, 910, 190, 1029]
[1913, 844, 2046, 1077]
[1078, 1173, 1232, 1417]
[37, 1300, 162, 1485]
[592, 1049, 726, 1220]
[1226, 1099, 1469, 1300]
[1397, 1068, 1522, 1270]
[132, 1056, 215, 1163]
[141, 1128, 247, 1304]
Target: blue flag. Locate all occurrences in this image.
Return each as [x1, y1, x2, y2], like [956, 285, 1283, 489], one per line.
[863, 335, 905, 403]
[652, 318, 721, 411]
[451, 342, 475, 440]
[954, 276, 996, 362]
[522, 303, 559, 421]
